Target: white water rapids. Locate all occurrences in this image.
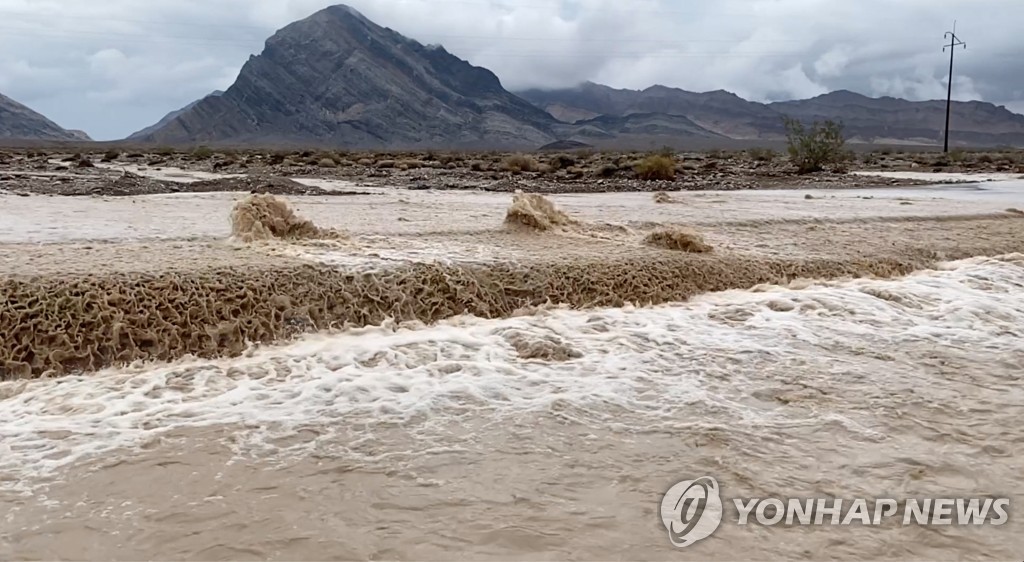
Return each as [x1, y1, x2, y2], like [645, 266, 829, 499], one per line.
[1, 254, 1022, 560]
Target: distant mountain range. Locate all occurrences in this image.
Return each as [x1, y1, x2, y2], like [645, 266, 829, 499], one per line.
[3, 4, 1024, 148]
[520, 82, 1024, 148]
[0, 92, 90, 142]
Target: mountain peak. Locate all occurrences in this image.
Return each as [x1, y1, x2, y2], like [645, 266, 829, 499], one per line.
[135, 5, 556, 147]
[816, 89, 871, 102]
[326, 4, 369, 20]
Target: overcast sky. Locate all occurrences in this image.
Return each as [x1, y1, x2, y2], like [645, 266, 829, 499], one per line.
[1, 0, 1021, 140]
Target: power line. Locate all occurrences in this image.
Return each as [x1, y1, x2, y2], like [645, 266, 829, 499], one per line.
[942, 20, 966, 153]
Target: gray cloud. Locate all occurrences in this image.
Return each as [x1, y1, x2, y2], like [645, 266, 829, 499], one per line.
[0, 0, 1020, 140]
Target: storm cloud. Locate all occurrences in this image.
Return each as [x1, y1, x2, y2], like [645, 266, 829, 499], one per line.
[1, 0, 1021, 140]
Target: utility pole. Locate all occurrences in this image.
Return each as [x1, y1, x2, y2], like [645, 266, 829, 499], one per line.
[943, 22, 966, 153]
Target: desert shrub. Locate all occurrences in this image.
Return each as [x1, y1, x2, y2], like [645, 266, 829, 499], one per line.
[595, 163, 618, 177]
[192, 146, 214, 160]
[502, 154, 539, 173]
[977, 154, 994, 164]
[657, 146, 676, 158]
[356, 158, 373, 166]
[318, 158, 337, 168]
[470, 160, 488, 171]
[747, 147, 777, 162]
[101, 149, 120, 162]
[377, 160, 396, 169]
[575, 148, 596, 160]
[948, 149, 967, 163]
[154, 146, 174, 156]
[782, 117, 849, 174]
[634, 154, 676, 181]
[398, 159, 423, 169]
[861, 151, 885, 166]
[548, 153, 577, 170]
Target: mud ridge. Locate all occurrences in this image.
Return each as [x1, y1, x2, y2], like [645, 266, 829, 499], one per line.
[504, 192, 577, 231]
[644, 227, 713, 253]
[230, 194, 346, 243]
[1, 253, 936, 379]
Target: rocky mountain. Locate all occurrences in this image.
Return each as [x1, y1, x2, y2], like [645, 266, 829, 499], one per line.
[519, 83, 1024, 147]
[555, 112, 725, 142]
[0, 92, 89, 141]
[768, 90, 1024, 146]
[136, 5, 557, 148]
[128, 91, 223, 140]
[519, 82, 786, 139]
[132, 5, 1024, 148]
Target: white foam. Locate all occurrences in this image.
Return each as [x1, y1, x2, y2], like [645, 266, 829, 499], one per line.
[92, 162, 245, 183]
[290, 178, 383, 193]
[2, 255, 1023, 491]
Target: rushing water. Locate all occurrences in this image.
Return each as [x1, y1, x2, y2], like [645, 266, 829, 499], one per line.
[2, 255, 1023, 560]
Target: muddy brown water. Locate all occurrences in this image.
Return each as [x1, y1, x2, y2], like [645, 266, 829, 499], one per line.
[2, 254, 1023, 560]
[2, 181, 1024, 560]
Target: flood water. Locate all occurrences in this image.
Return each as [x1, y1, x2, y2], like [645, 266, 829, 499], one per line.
[2, 254, 1022, 560]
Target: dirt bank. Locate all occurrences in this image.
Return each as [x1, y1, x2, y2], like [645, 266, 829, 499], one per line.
[4, 211, 1024, 379]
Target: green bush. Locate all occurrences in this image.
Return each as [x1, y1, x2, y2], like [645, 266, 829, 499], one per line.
[782, 117, 849, 174]
[192, 146, 214, 160]
[548, 153, 577, 170]
[747, 147, 777, 162]
[634, 154, 676, 181]
[502, 154, 538, 173]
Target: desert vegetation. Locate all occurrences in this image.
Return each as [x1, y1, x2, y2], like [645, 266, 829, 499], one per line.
[2, 142, 1022, 197]
[782, 117, 851, 174]
[501, 154, 539, 173]
[634, 154, 676, 181]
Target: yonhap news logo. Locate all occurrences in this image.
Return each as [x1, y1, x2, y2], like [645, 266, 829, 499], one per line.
[659, 477, 724, 548]
[660, 476, 1010, 548]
